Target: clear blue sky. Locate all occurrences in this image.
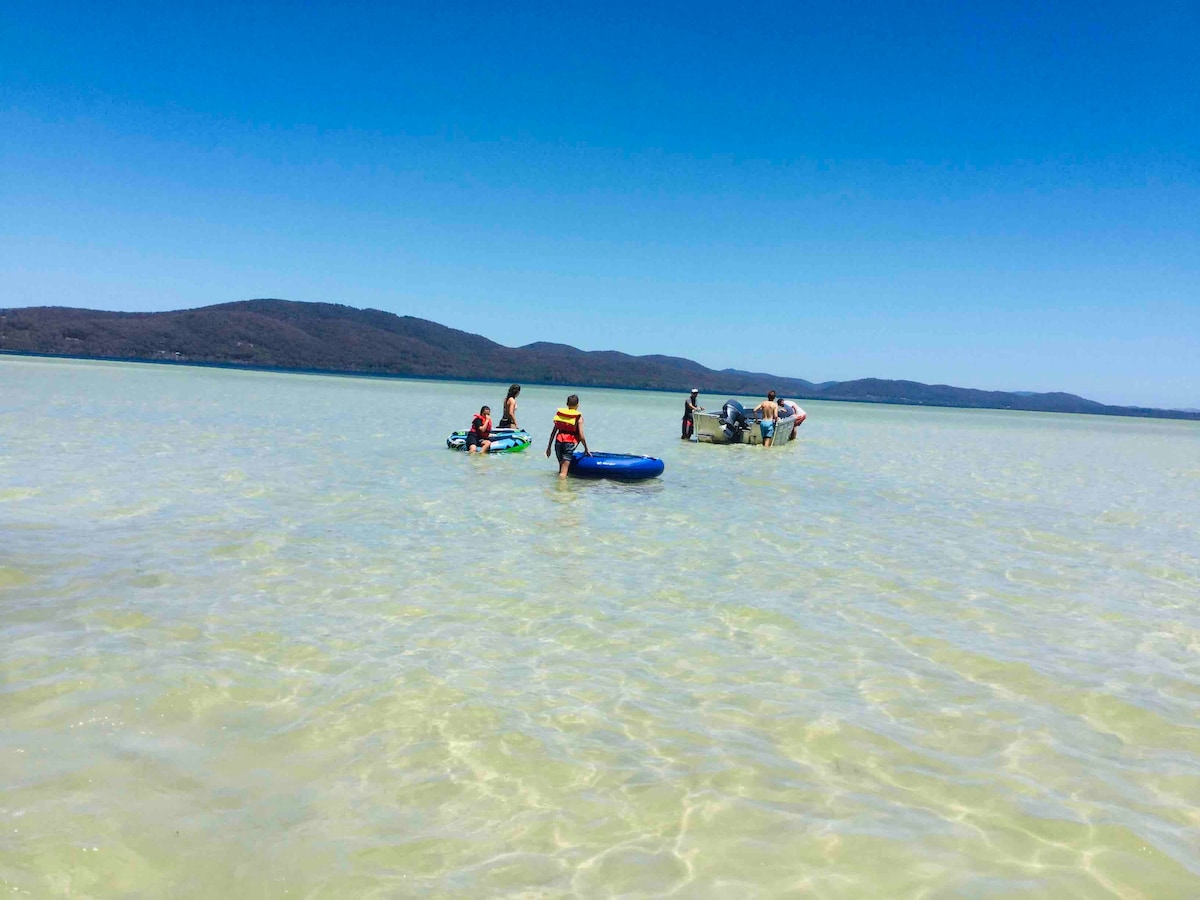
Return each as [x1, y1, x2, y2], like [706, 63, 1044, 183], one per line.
[2, 1, 1197, 407]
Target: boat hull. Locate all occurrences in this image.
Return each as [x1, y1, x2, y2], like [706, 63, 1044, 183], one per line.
[692, 411, 796, 445]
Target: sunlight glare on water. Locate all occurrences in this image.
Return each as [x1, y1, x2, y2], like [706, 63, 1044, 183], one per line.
[2, 357, 1199, 897]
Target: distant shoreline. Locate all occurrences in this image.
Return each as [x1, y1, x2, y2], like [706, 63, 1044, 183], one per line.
[7, 349, 1198, 422]
[3, 300, 1196, 421]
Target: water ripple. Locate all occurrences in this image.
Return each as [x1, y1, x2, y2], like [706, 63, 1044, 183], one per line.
[2, 357, 1198, 896]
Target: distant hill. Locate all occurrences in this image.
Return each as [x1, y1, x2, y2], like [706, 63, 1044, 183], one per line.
[1, 299, 1195, 420]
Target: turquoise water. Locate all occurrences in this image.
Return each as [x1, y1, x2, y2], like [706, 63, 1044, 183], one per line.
[2, 356, 1198, 898]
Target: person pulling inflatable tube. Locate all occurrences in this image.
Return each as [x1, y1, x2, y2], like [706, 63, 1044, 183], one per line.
[547, 393, 590, 478]
[546, 393, 663, 480]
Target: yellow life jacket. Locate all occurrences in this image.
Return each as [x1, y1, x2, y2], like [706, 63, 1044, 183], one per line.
[553, 407, 581, 440]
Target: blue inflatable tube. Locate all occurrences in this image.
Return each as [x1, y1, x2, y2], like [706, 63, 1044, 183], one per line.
[568, 452, 665, 480]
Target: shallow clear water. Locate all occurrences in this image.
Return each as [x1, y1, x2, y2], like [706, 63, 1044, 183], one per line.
[2, 356, 1198, 898]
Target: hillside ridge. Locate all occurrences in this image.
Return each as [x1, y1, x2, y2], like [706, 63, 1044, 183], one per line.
[1, 300, 1195, 420]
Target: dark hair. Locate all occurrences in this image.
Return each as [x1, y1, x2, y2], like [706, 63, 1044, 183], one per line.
[479, 405, 490, 415]
[767, 390, 776, 400]
[506, 384, 521, 399]
[566, 394, 579, 407]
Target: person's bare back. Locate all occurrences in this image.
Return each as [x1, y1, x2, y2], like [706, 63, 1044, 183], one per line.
[753, 391, 780, 447]
[756, 399, 779, 420]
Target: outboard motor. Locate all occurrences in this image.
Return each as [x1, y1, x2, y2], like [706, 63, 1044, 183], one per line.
[719, 399, 748, 442]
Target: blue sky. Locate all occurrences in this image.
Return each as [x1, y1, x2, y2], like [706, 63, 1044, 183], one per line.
[2, 1, 1197, 407]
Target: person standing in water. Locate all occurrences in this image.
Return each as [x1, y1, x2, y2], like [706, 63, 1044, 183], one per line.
[546, 394, 590, 478]
[681, 388, 704, 439]
[499, 384, 521, 428]
[465, 405, 492, 454]
[778, 397, 807, 439]
[753, 390, 780, 448]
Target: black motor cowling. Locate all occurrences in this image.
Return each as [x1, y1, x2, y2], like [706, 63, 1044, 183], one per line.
[719, 399, 748, 441]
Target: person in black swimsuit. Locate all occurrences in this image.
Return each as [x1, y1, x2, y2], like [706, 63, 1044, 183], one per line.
[681, 388, 704, 439]
[499, 384, 520, 428]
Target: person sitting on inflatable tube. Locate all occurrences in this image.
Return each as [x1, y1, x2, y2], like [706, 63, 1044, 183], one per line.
[465, 405, 492, 454]
[779, 398, 807, 439]
[546, 394, 590, 478]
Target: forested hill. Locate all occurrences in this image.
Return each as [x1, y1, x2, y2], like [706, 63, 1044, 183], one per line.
[1, 299, 1195, 420]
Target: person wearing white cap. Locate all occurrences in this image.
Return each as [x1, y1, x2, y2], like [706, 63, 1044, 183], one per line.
[681, 388, 704, 440]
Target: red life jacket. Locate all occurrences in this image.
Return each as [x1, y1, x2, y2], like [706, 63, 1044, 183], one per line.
[470, 414, 492, 437]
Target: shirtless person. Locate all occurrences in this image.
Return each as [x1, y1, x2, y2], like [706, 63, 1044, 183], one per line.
[753, 390, 780, 448]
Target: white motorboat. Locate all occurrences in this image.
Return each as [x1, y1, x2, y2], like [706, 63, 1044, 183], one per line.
[692, 399, 797, 445]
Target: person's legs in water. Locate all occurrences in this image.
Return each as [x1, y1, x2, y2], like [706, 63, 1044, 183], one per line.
[760, 420, 775, 448]
[555, 440, 577, 478]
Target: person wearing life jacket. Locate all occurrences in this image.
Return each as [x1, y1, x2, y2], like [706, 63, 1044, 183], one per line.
[465, 405, 493, 454]
[778, 398, 807, 439]
[545, 394, 590, 478]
